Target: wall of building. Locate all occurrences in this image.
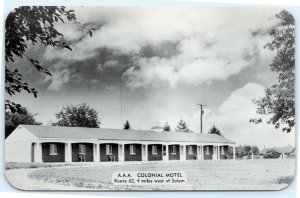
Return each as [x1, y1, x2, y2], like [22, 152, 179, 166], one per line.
[168, 145, 180, 160]
[186, 145, 197, 160]
[203, 145, 213, 160]
[100, 143, 119, 162]
[42, 143, 65, 162]
[72, 143, 93, 162]
[124, 144, 142, 161]
[5, 126, 37, 163]
[148, 144, 162, 161]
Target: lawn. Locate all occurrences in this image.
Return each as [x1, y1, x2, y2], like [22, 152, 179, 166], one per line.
[8, 159, 296, 191]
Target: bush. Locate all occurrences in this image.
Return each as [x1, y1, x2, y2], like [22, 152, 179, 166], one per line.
[263, 150, 281, 159]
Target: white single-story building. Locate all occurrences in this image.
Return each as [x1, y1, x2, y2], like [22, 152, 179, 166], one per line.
[260, 145, 295, 159]
[5, 125, 236, 163]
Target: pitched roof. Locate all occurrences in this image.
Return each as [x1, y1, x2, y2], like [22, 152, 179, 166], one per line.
[260, 146, 295, 154]
[20, 125, 235, 144]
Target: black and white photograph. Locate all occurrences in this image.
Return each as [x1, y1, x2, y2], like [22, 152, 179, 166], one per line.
[4, 6, 295, 191]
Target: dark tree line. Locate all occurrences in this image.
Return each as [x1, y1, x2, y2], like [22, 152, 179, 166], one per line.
[5, 107, 42, 138]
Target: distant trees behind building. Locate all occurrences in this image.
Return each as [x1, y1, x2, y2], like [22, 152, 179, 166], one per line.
[163, 122, 171, 132]
[52, 103, 101, 128]
[234, 145, 260, 159]
[5, 107, 42, 138]
[123, 120, 131, 130]
[175, 118, 191, 133]
[208, 125, 223, 136]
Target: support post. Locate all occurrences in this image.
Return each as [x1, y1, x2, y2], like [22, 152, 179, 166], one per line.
[145, 144, 148, 161]
[118, 143, 124, 162]
[65, 142, 72, 163]
[94, 143, 100, 162]
[233, 145, 236, 160]
[34, 142, 42, 163]
[217, 145, 220, 160]
[164, 144, 169, 161]
[180, 145, 186, 161]
[201, 145, 204, 160]
[96, 143, 100, 162]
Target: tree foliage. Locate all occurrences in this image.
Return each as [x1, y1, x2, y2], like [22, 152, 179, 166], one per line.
[5, 6, 95, 114]
[163, 122, 171, 132]
[175, 118, 190, 132]
[234, 145, 260, 158]
[263, 150, 281, 159]
[123, 120, 131, 130]
[5, 107, 42, 138]
[250, 10, 295, 133]
[53, 103, 100, 128]
[207, 125, 223, 136]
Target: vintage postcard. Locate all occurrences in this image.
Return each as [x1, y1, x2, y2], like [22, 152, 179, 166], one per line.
[4, 6, 295, 191]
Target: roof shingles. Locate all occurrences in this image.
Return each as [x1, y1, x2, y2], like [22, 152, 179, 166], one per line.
[21, 125, 235, 144]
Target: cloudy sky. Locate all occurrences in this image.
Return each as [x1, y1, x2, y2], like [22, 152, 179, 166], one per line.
[8, 6, 295, 148]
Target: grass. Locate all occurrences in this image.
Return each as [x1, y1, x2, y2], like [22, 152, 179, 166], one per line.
[26, 159, 296, 190]
[5, 162, 88, 170]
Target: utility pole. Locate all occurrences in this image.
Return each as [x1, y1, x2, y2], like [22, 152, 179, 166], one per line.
[197, 104, 207, 133]
[120, 79, 123, 129]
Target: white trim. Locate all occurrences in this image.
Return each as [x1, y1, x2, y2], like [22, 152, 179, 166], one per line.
[171, 145, 176, 155]
[78, 144, 86, 155]
[49, 144, 57, 155]
[106, 144, 112, 155]
[188, 145, 193, 155]
[36, 138, 235, 146]
[205, 146, 210, 155]
[152, 145, 157, 155]
[129, 145, 136, 155]
[221, 146, 225, 155]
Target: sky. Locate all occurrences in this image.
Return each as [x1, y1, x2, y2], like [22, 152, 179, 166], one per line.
[7, 6, 295, 149]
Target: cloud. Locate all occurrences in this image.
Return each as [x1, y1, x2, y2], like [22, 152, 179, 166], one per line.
[97, 60, 119, 71]
[184, 83, 295, 148]
[45, 68, 81, 91]
[42, 7, 281, 89]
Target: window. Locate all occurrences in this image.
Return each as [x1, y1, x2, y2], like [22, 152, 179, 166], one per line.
[188, 146, 193, 155]
[205, 146, 210, 155]
[152, 145, 157, 155]
[221, 146, 225, 155]
[171, 146, 176, 155]
[50, 144, 57, 155]
[163, 145, 166, 156]
[106, 145, 112, 155]
[130, 145, 136, 155]
[79, 144, 86, 155]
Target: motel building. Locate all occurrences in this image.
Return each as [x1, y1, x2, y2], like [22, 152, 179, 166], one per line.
[5, 125, 236, 163]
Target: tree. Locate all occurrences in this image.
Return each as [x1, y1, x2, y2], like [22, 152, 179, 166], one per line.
[251, 145, 260, 155]
[163, 122, 171, 132]
[5, 6, 95, 114]
[123, 120, 131, 130]
[250, 10, 295, 133]
[5, 107, 42, 138]
[233, 145, 260, 159]
[207, 125, 223, 136]
[53, 103, 100, 128]
[175, 118, 190, 132]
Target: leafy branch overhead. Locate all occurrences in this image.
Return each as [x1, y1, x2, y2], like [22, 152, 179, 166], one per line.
[5, 6, 96, 113]
[250, 10, 295, 133]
